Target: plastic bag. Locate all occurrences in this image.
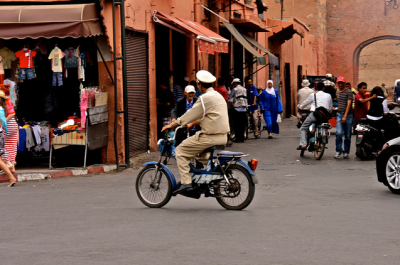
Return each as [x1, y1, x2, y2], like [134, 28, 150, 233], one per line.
[277, 114, 282, 123]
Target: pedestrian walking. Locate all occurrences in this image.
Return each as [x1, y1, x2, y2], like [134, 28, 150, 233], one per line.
[230, 78, 248, 143]
[394, 80, 400, 103]
[381, 83, 388, 98]
[259, 80, 283, 139]
[335, 76, 354, 159]
[0, 90, 16, 186]
[0, 84, 17, 173]
[245, 77, 260, 137]
[214, 77, 229, 100]
[354, 82, 373, 125]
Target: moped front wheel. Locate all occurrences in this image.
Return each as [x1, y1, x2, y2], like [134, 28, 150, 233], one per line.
[136, 165, 172, 208]
[314, 140, 325, 160]
[216, 165, 255, 210]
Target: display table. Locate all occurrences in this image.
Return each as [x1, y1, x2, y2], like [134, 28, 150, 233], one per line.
[49, 105, 109, 169]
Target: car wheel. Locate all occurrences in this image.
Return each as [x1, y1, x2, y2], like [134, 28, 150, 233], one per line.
[383, 151, 400, 194]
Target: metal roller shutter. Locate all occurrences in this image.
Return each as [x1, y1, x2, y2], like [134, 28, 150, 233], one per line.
[126, 31, 149, 155]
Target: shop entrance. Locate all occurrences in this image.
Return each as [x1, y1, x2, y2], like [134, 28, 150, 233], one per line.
[284, 63, 291, 118]
[0, 37, 102, 168]
[233, 41, 244, 82]
[126, 31, 149, 155]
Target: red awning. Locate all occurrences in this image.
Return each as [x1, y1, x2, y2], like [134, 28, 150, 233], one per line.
[152, 10, 229, 54]
[0, 4, 102, 39]
[176, 18, 229, 53]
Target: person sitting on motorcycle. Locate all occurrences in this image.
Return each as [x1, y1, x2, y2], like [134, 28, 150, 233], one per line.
[297, 82, 333, 150]
[297, 79, 314, 128]
[366, 86, 390, 131]
[161, 70, 230, 195]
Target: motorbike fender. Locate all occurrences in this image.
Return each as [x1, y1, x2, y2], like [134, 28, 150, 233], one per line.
[237, 160, 258, 184]
[321, 135, 328, 144]
[143, 162, 178, 189]
[355, 132, 364, 145]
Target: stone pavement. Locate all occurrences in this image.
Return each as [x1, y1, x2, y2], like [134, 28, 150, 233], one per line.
[2, 118, 398, 264]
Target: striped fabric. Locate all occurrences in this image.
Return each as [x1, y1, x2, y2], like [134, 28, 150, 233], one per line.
[2, 118, 18, 164]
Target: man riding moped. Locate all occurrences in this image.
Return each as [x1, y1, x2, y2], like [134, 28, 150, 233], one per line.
[161, 70, 230, 195]
[297, 82, 333, 151]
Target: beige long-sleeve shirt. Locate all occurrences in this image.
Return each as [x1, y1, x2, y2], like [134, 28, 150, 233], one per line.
[297, 87, 314, 111]
[176, 87, 230, 135]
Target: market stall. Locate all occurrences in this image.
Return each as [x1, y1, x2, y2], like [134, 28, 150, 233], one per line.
[0, 3, 108, 168]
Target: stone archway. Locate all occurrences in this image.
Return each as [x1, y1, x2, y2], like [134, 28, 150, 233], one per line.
[353, 35, 400, 86]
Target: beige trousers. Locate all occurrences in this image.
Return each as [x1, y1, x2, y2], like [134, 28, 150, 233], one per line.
[176, 132, 227, 184]
[250, 110, 260, 134]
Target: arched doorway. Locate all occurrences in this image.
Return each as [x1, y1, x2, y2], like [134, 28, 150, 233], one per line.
[353, 36, 400, 91]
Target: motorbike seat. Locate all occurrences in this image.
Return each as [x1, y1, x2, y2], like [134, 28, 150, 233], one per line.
[217, 151, 245, 157]
[359, 118, 369, 125]
[209, 145, 225, 150]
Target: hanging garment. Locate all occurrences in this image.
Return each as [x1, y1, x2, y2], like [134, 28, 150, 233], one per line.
[75, 47, 83, 80]
[52, 72, 63, 87]
[3, 79, 16, 105]
[0, 47, 17, 70]
[18, 128, 26, 152]
[25, 128, 35, 150]
[64, 48, 79, 68]
[31, 126, 42, 145]
[15, 49, 36, 69]
[81, 90, 89, 128]
[48, 48, 64, 72]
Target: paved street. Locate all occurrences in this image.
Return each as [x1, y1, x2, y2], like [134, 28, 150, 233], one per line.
[2, 119, 400, 265]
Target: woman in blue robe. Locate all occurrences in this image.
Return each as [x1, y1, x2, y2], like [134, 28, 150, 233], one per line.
[259, 80, 283, 138]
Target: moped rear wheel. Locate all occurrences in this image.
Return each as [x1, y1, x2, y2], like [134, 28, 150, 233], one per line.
[136, 165, 172, 208]
[216, 165, 255, 210]
[314, 140, 325, 160]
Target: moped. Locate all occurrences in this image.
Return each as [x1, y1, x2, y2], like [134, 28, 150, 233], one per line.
[300, 122, 331, 160]
[135, 127, 258, 210]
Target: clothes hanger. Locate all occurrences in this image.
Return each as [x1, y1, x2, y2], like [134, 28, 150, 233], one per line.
[55, 43, 59, 51]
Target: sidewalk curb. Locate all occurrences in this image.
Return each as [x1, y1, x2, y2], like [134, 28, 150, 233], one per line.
[0, 164, 118, 184]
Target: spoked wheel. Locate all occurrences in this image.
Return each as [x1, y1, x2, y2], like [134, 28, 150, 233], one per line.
[314, 139, 325, 160]
[384, 153, 400, 194]
[136, 164, 172, 208]
[216, 165, 255, 210]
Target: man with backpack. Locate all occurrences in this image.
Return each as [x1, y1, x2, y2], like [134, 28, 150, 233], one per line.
[297, 82, 332, 151]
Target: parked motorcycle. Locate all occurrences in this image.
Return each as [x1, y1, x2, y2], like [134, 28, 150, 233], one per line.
[136, 127, 258, 210]
[355, 106, 400, 160]
[300, 122, 332, 160]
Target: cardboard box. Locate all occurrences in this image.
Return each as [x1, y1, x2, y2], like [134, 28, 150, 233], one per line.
[95, 92, 108, 106]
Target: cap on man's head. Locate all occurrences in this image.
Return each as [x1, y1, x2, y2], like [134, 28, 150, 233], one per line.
[382, 82, 386, 86]
[302, 79, 310, 87]
[183, 77, 190, 82]
[184, 85, 196, 94]
[326, 73, 333, 78]
[323, 80, 330, 87]
[232, 78, 241, 84]
[337, 76, 346, 83]
[196, 70, 216, 83]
